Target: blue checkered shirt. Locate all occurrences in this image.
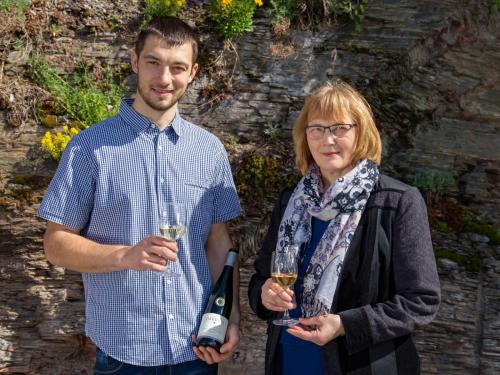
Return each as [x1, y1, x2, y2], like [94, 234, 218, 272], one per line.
[38, 99, 241, 366]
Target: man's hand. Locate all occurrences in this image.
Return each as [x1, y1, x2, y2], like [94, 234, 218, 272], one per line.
[192, 322, 240, 364]
[261, 277, 296, 312]
[286, 314, 345, 346]
[43, 222, 178, 273]
[120, 236, 177, 272]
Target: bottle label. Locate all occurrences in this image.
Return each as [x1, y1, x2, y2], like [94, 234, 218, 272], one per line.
[198, 313, 228, 343]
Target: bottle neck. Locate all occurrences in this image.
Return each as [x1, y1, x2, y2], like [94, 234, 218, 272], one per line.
[224, 249, 238, 267]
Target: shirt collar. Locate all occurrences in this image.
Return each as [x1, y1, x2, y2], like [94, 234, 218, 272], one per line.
[119, 98, 184, 137]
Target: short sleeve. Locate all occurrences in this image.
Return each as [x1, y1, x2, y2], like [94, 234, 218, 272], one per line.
[210, 150, 241, 223]
[37, 137, 97, 231]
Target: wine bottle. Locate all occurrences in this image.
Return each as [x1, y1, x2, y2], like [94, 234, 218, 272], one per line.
[195, 248, 238, 352]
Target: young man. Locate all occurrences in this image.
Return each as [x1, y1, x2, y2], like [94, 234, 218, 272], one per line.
[38, 16, 241, 374]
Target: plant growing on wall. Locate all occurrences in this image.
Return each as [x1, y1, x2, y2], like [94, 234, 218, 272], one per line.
[327, 0, 368, 31]
[236, 154, 300, 211]
[266, 0, 298, 25]
[41, 125, 79, 161]
[300, 0, 368, 31]
[491, 0, 500, 12]
[209, 0, 263, 40]
[143, 0, 186, 25]
[0, 0, 31, 19]
[28, 57, 124, 160]
[263, 122, 282, 138]
[407, 168, 454, 205]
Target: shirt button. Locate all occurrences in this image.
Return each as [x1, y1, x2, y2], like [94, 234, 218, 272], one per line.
[168, 314, 174, 320]
[166, 279, 172, 285]
[158, 146, 163, 150]
[160, 178, 165, 184]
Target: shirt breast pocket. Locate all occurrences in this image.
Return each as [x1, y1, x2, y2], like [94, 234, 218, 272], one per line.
[181, 179, 214, 236]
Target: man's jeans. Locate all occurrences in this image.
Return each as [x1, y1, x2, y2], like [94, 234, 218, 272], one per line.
[93, 348, 218, 375]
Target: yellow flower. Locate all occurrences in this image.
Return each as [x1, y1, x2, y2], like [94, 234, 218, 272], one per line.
[220, 0, 232, 7]
[41, 132, 52, 150]
[40, 126, 79, 161]
[254, 0, 263, 6]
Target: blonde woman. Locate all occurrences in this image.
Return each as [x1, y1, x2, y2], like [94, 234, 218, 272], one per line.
[248, 81, 440, 375]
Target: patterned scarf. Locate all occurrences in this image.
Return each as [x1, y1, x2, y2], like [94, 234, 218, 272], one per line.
[277, 159, 379, 317]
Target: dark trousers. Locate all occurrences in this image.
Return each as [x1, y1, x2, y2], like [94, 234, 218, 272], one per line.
[93, 347, 218, 375]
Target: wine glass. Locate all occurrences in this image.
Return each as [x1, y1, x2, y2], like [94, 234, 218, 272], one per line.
[271, 246, 300, 326]
[159, 203, 186, 277]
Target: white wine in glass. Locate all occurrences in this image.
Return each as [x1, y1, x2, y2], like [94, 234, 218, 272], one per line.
[159, 225, 186, 241]
[271, 247, 300, 326]
[271, 272, 297, 289]
[159, 203, 186, 277]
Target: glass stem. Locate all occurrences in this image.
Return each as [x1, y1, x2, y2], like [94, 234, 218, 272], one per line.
[283, 309, 291, 321]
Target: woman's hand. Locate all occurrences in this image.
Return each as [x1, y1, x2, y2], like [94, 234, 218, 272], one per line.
[260, 278, 295, 312]
[287, 314, 345, 346]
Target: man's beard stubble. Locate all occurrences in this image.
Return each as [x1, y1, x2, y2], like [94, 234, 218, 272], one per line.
[136, 75, 184, 113]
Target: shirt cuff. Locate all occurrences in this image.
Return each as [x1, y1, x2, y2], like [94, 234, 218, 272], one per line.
[213, 209, 241, 224]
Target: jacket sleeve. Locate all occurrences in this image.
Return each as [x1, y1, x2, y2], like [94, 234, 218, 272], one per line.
[247, 189, 291, 321]
[339, 187, 441, 354]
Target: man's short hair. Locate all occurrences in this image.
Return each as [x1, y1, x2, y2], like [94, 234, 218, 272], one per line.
[293, 80, 382, 175]
[135, 16, 198, 63]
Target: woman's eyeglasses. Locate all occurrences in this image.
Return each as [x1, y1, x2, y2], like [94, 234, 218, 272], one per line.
[305, 124, 356, 140]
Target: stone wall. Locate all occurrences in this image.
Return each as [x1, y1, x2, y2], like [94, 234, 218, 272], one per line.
[1, 0, 499, 374]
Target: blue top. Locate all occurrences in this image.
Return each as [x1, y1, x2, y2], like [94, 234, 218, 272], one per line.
[280, 217, 330, 375]
[38, 99, 241, 366]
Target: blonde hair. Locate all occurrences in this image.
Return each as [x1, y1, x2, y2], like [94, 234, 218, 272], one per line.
[293, 80, 382, 175]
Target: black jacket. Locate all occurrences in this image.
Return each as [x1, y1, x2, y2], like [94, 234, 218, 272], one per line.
[248, 175, 441, 375]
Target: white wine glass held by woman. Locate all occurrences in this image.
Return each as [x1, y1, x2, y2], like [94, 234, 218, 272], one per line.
[271, 245, 300, 326]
